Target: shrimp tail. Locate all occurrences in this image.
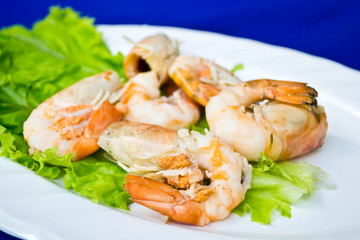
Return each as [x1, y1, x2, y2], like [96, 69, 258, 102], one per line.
[247, 79, 318, 106]
[125, 174, 209, 226]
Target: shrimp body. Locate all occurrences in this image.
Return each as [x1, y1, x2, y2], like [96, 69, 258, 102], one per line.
[125, 129, 252, 225]
[23, 71, 123, 160]
[206, 83, 327, 161]
[169, 55, 241, 106]
[104, 122, 252, 225]
[115, 71, 200, 130]
[169, 55, 327, 161]
[98, 121, 178, 173]
[124, 34, 179, 85]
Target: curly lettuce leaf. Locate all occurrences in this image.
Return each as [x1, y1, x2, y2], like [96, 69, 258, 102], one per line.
[232, 153, 331, 224]
[0, 125, 64, 178]
[64, 151, 131, 210]
[0, 6, 125, 133]
[33, 147, 73, 168]
[1, 125, 131, 208]
[0, 7, 131, 210]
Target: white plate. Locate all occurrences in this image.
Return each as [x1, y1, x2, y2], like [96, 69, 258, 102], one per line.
[1, 25, 360, 240]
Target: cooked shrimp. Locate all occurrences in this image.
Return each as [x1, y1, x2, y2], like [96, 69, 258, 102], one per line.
[124, 34, 179, 85]
[98, 121, 252, 225]
[23, 70, 123, 160]
[206, 81, 328, 161]
[169, 55, 241, 106]
[113, 71, 200, 130]
[125, 129, 252, 226]
[99, 121, 205, 189]
[169, 55, 327, 161]
[98, 121, 178, 173]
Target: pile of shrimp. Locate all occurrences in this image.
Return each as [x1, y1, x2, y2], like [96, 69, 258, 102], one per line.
[23, 33, 327, 226]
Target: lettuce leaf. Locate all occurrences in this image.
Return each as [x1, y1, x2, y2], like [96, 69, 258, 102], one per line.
[33, 147, 73, 168]
[189, 110, 209, 135]
[0, 7, 132, 209]
[64, 151, 131, 210]
[230, 63, 244, 73]
[1, 124, 131, 209]
[0, 125, 65, 178]
[232, 153, 331, 224]
[0, 6, 125, 133]
[0, 6, 126, 174]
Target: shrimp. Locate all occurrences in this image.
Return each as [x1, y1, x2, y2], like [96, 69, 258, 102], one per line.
[113, 71, 200, 130]
[98, 121, 178, 173]
[169, 55, 327, 161]
[124, 34, 179, 85]
[98, 121, 252, 225]
[206, 81, 328, 161]
[169, 55, 242, 106]
[23, 70, 123, 160]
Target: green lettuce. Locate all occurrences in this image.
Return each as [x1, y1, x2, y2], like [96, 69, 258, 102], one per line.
[0, 124, 130, 209]
[0, 7, 132, 209]
[232, 153, 332, 224]
[64, 151, 131, 210]
[0, 6, 125, 172]
[189, 110, 209, 135]
[230, 63, 244, 73]
[0, 6, 125, 134]
[0, 125, 65, 178]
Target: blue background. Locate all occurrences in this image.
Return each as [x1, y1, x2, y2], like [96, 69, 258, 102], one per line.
[0, 0, 359, 239]
[1, 0, 360, 71]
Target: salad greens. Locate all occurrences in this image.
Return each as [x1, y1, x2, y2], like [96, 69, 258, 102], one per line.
[230, 63, 244, 73]
[0, 6, 125, 134]
[0, 6, 130, 210]
[0, 6, 330, 224]
[189, 110, 209, 135]
[233, 154, 331, 224]
[0, 125, 65, 179]
[64, 151, 131, 210]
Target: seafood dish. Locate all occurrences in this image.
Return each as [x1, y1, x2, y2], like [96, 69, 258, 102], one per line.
[21, 32, 328, 226]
